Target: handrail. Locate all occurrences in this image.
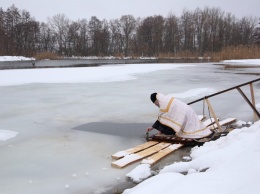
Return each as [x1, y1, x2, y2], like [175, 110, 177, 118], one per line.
[188, 78, 260, 105]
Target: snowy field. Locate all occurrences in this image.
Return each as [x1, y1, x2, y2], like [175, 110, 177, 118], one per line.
[0, 57, 260, 194]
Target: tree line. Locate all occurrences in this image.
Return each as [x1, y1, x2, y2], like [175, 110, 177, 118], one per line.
[0, 5, 259, 58]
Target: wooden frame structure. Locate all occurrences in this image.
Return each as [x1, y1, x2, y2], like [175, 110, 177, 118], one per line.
[188, 78, 260, 128]
[111, 79, 260, 168]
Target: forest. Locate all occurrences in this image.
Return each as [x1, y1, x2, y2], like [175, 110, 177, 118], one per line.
[0, 5, 260, 60]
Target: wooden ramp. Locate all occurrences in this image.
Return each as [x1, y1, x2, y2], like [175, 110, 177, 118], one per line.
[141, 144, 183, 165]
[203, 118, 218, 126]
[111, 142, 171, 168]
[111, 116, 237, 168]
[209, 118, 237, 131]
[112, 141, 159, 160]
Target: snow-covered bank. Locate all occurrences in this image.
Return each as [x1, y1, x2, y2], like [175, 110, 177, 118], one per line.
[0, 56, 35, 61]
[123, 120, 260, 194]
[222, 59, 260, 66]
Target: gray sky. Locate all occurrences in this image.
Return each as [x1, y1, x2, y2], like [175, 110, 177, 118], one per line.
[1, 0, 260, 22]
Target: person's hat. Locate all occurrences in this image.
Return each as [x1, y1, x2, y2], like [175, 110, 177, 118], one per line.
[150, 93, 157, 103]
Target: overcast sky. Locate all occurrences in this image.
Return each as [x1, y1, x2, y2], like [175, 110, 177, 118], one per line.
[1, 0, 260, 22]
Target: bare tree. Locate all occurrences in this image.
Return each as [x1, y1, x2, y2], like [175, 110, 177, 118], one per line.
[109, 19, 123, 56]
[48, 14, 70, 55]
[164, 13, 181, 55]
[238, 16, 258, 46]
[0, 5, 259, 57]
[39, 22, 56, 52]
[0, 7, 6, 55]
[88, 16, 102, 56]
[180, 9, 196, 52]
[78, 19, 89, 56]
[119, 15, 136, 57]
[254, 18, 260, 44]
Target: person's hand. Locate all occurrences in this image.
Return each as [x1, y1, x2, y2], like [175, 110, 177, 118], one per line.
[146, 127, 153, 133]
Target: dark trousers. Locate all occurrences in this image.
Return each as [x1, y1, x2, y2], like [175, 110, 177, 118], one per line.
[152, 120, 175, 135]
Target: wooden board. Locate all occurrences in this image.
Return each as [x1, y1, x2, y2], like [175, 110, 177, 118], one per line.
[198, 115, 206, 121]
[111, 141, 159, 160]
[209, 118, 236, 131]
[111, 142, 172, 168]
[203, 118, 217, 126]
[141, 144, 183, 165]
[111, 116, 237, 168]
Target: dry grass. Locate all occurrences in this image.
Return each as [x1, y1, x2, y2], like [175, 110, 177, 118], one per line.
[33, 45, 260, 61]
[34, 52, 60, 60]
[157, 45, 260, 62]
[158, 51, 200, 59]
[211, 45, 260, 61]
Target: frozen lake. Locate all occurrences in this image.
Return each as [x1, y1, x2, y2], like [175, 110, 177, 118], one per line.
[0, 62, 259, 194]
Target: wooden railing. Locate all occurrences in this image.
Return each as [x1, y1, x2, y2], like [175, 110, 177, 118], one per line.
[188, 78, 260, 130]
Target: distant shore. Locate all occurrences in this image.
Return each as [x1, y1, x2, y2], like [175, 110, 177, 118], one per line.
[0, 58, 211, 70]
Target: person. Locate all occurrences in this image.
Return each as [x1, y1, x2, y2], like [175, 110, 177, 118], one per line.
[146, 93, 213, 139]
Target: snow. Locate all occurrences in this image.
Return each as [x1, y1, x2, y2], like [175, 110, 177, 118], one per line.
[0, 63, 191, 86]
[170, 88, 216, 99]
[123, 120, 260, 194]
[126, 164, 153, 183]
[0, 130, 18, 141]
[0, 56, 35, 61]
[0, 57, 260, 193]
[222, 59, 260, 66]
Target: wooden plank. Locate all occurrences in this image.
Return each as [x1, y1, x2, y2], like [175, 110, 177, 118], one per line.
[209, 118, 236, 131]
[111, 142, 172, 168]
[112, 115, 205, 160]
[198, 115, 206, 121]
[141, 144, 183, 166]
[111, 141, 159, 160]
[237, 87, 260, 119]
[205, 98, 222, 130]
[203, 118, 217, 127]
[250, 83, 258, 122]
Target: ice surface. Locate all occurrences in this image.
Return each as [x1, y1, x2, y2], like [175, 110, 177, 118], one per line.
[0, 61, 259, 194]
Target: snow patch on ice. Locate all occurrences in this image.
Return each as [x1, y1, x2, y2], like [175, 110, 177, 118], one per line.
[169, 88, 216, 99]
[0, 64, 192, 86]
[0, 130, 18, 141]
[222, 59, 260, 66]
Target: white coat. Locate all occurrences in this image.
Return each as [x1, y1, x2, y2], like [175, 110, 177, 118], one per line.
[156, 93, 212, 139]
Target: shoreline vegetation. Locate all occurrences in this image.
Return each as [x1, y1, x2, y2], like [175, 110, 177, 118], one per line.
[1, 5, 260, 61]
[34, 45, 260, 62]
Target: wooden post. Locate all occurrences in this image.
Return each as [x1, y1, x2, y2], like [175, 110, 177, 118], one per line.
[237, 87, 260, 120]
[205, 98, 222, 132]
[250, 83, 258, 121]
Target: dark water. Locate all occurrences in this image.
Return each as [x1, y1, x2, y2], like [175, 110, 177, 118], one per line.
[73, 122, 157, 139]
[73, 122, 193, 194]
[0, 58, 210, 70]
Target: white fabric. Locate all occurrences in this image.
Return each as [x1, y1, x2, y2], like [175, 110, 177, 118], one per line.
[156, 93, 212, 139]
